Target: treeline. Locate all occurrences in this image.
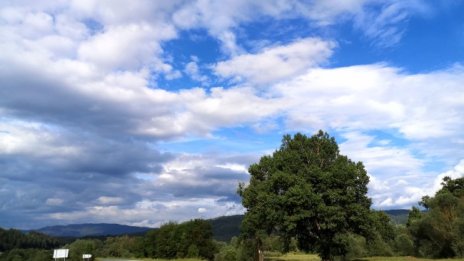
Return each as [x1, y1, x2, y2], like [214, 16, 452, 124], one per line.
[0, 219, 217, 261]
[0, 229, 60, 261]
[0, 229, 60, 251]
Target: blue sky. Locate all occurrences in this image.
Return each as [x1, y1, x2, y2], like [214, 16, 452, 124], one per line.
[0, 0, 463, 229]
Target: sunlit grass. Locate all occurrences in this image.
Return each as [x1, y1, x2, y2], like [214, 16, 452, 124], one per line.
[265, 252, 320, 260]
[95, 258, 204, 261]
[265, 253, 464, 261]
[356, 257, 464, 261]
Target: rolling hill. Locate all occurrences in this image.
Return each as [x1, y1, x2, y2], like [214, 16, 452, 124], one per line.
[36, 223, 151, 237]
[34, 209, 410, 241]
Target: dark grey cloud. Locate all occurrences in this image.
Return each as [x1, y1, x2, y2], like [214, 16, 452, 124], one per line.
[0, 123, 176, 229]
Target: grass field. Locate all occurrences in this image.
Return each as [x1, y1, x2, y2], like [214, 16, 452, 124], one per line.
[266, 253, 464, 261]
[96, 254, 464, 261]
[95, 258, 203, 261]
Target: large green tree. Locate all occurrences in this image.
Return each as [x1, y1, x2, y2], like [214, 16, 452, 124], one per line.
[238, 131, 372, 261]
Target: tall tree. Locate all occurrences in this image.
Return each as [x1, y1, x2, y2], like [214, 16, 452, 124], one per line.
[239, 131, 372, 261]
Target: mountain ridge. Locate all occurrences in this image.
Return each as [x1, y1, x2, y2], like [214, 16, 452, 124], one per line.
[35, 223, 151, 237]
[33, 209, 410, 240]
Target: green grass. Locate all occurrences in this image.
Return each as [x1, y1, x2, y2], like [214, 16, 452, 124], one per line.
[265, 253, 464, 261]
[356, 257, 464, 261]
[265, 252, 321, 260]
[95, 257, 203, 261]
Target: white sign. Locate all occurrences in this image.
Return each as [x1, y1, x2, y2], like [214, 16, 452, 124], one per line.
[53, 249, 69, 258]
[83, 254, 92, 258]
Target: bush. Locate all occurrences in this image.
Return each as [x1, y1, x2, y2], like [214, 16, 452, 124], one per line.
[344, 233, 368, 260]
[367, 234, 393, 257]
[215, 245, 238, 261]
[0, 249, 51, 261]
[393, 233, 414, 256]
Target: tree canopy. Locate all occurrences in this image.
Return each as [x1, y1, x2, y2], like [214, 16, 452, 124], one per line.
[408, 176, 464, 258]
[239, 131, 372, 261]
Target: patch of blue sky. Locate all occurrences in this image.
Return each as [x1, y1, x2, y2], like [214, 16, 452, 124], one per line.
[154, 29, 223, 90]
[82, 18, 104, 35]
[157, 125, 284, 155]
[421, 159, 448, 173]
[329, 22, 388, 68]
[382, 3, 464, 73]
[153, 70, 204, 90]
[331, 2, 464, 73]
[163, 29, 223, 64]
[364, 129, 411, 148]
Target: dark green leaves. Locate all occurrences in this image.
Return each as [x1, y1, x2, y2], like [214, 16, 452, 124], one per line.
[239, 131, 372, 260]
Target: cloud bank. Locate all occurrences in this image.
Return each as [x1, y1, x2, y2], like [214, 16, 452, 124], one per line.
[0, 0, 462, 229]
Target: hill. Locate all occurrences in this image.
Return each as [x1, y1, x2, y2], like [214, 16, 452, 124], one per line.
[35, 223, 151, 237]
[33, 209, 410, 240]
[383, 209, 410, 225]
[209, 215, 243, 242]
[208, 209, 411, 242]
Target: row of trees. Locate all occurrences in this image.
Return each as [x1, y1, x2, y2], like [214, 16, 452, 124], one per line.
[0, 229, 60, 252]
[0, 219, 217, 261]
[0, 229, 61, 261]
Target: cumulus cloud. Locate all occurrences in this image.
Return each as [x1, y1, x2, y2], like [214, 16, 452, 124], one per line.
[214, 38, 335, 84]
[430, 159, 464, 195]
[78, 23, 176, 71]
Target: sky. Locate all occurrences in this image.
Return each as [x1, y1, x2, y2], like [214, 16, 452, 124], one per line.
[0, 0, 463, 230]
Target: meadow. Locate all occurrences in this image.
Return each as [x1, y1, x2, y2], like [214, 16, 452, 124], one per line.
[95, 254, 464, 261]
[266, 253, 464, 261]
[95, 258, 204, 261]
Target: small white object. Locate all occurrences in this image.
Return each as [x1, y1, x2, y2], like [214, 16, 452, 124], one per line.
[53, 249, 69, 260]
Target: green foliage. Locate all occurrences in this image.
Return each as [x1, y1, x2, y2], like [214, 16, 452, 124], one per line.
[148, 219, 217, 260]
[345, 233, 368, 259]
[393, 232, 414, 256]
[209, 215, 243, 242]
[0, 248, 51, 261]
[67, 239, 102, 260]
[214, 244, 238, 261]
[97, 236, 138, 258]
[408, 176, 464, 258]
[0, 229, 59, 251]
[0, 228, 61, 261]
[239, 131, 372, 261]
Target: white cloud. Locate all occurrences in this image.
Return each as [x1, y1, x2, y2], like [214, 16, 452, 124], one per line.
[49, 198, 244, 227]
[430, 159, 464, 195]
[97, 196, 123, 205]
[78, 23, 176, 71]
[46, 198, 64, 206]
[215, 38, 335, 85]
[184, 57, 209, 84]
[270, 64, 464, 145]
[0, 120, 80, 158]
